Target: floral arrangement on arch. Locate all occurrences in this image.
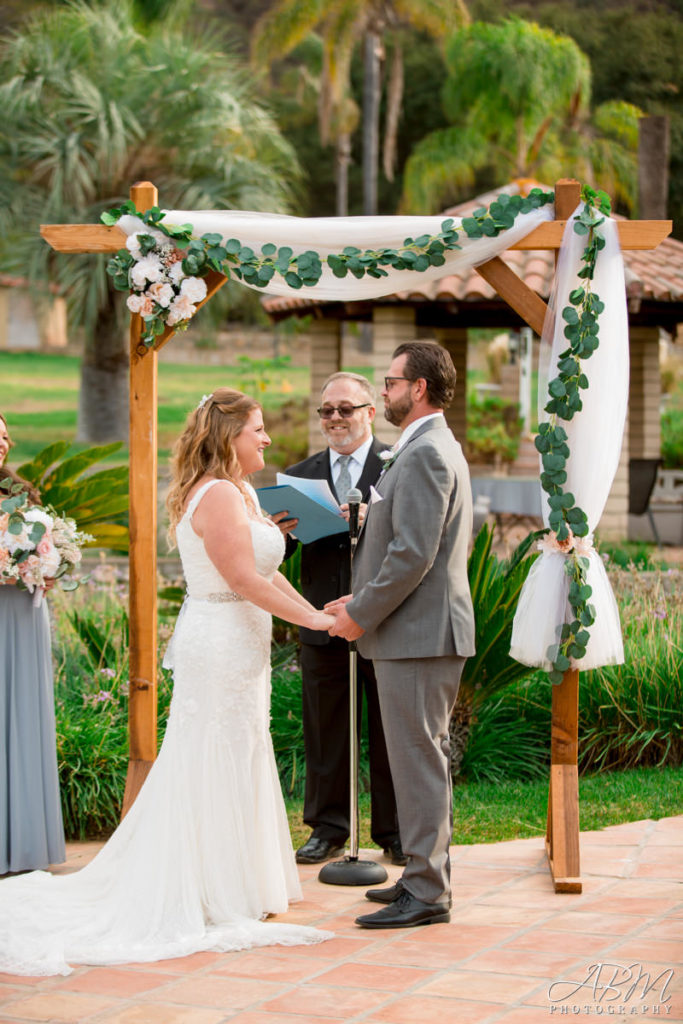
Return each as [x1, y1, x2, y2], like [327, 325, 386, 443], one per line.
[0, 478, 91, 605]
[118, 225, 207, 340]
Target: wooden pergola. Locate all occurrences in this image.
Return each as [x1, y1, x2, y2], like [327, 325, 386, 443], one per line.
[41, 178, 671, 893]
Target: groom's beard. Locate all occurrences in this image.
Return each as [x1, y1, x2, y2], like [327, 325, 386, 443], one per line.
[384, 393, 413, 427]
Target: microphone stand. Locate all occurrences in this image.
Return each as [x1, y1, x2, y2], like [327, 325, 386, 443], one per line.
[319, 490, 388, 887]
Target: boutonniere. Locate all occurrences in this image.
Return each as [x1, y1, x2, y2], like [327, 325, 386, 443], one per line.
[378, 446, 399, 471]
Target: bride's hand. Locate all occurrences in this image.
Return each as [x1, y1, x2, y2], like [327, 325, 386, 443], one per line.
[307, 610, 336, 632]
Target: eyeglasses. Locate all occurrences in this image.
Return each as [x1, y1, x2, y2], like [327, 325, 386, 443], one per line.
[317, 403, 371, 419]
[384, 376, 412, 390]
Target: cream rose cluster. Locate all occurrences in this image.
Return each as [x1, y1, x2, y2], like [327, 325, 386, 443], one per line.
[125, 232, 208, 332]
[0, 500, 90, 596]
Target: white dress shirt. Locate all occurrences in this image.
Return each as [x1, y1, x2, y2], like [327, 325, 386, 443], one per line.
[329, 435, 374, 492]
[395, 412, 444, 450]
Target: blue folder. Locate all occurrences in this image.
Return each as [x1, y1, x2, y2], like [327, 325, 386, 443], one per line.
[256, 485, 348, 544]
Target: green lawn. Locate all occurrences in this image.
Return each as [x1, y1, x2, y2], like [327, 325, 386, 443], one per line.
[286, 765, 683, 848]
[1, 350, 313, 462]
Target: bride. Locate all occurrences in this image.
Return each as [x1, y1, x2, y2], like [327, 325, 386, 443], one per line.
[0, 388, 335, 976]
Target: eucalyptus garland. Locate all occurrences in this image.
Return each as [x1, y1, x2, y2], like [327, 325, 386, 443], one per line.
[101, 189, 554, 346]
[535, 185, 612, 684]
[102, 184, 611, 686]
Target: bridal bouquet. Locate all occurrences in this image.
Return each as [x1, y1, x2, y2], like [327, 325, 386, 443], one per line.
[0, 478, 92, 604]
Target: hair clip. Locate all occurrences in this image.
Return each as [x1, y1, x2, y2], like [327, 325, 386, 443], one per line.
[197, 394, 212, 411]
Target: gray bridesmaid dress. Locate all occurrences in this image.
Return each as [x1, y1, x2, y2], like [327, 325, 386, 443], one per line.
[0, 586, 65, 874]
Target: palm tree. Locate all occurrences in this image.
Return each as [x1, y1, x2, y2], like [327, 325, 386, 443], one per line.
[0, 0, 300, 443]
[401, 18, 642, 214]
[251, 0, 468, 217]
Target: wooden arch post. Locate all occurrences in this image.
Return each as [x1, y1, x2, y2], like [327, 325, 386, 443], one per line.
[545, 179, 582, 893]
[123, 180, 160, 815]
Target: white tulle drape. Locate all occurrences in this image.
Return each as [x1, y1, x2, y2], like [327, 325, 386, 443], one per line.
[510, 208, 628, 670]
[119, 205, 554, 301]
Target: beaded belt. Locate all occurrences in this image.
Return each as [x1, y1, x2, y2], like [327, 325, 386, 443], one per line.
[190, 591, 245, 604]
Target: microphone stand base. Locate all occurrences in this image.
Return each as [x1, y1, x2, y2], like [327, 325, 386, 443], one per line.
[318, 857, 388, 886]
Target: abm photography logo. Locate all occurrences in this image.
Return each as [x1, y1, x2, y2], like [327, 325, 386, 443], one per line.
[548, 960, 675, 1016]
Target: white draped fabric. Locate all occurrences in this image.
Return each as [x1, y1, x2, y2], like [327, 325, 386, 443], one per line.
[510, 208, 627, 670]
[119, 205, 554, 301]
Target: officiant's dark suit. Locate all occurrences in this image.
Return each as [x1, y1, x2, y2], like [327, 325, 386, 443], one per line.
[329, 343, 475, 929]
[284, 372, 401, 866]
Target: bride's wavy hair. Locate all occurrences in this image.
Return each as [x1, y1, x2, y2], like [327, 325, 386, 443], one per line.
[166, 388, 260, 542]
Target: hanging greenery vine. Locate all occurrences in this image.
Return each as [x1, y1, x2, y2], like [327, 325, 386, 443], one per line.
[102, 184, 611, 686]
[535, 185, 612, 683]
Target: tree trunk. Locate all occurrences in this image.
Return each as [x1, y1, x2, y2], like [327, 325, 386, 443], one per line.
[362, 29, 382, 216]
[335, 131, 351, 217]
[77, 289, 129, 444]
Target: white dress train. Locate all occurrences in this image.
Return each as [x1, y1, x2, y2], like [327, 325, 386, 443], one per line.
[0, 479, 332, 976]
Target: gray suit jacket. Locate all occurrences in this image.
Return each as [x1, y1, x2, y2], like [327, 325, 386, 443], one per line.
[347, 416, 475, 661]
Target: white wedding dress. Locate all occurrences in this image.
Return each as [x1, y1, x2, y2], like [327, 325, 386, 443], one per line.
[0, 479, 331, 976]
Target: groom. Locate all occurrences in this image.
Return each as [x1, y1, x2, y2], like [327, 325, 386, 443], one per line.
[328, 341, 475, 929]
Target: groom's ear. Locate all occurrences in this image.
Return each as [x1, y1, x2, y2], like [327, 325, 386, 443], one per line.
[413, 377, 428, 401]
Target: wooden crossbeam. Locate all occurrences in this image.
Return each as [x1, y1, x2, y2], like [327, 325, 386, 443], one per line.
[153, 269, 229, 353]
[475, 256, 549, 336]
[40, 218, 673, 256]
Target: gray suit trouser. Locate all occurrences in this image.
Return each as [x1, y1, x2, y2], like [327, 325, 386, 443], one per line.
[373, 653, 466, 904]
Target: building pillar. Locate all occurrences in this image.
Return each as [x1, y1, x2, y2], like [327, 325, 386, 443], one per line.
[599, 417, 629, 541]
[371, 306, 416, 443]
[434, 327, 468, 445]
[629, 326, 662, 458]
[306, 316, 342, 455]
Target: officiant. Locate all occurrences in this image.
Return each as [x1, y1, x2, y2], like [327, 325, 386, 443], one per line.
[275, 372, 404, 866]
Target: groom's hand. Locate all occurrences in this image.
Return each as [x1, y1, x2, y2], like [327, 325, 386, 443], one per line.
[324, 593, 352, 615]
[328, 603, 364, 641]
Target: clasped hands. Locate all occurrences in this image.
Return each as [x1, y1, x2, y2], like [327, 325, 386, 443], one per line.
[324, 594, 364, 641]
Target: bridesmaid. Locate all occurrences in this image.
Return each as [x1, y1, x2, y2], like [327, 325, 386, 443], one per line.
[0, 414, 65, 874]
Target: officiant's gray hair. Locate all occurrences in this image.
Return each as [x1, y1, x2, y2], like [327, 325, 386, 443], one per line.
[321, 371, 376, 403]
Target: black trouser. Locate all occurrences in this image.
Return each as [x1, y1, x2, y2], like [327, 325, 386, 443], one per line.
[300, 638, 400, 847]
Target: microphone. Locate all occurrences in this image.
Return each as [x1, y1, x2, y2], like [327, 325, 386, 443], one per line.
[346, 487, 362, 540]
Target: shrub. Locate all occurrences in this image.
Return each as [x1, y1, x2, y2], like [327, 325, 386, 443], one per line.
[51, 568, 173, 838]
[578, 565, 682, 772]
[466, 392, 523, 465]
[461, 563, 682, 782]
[661, 401, 683, 468]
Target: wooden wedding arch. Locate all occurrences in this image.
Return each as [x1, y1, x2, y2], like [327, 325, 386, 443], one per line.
[42, 178, 671, 893]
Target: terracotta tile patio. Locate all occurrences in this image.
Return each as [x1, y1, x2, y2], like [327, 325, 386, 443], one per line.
[1, 816, 681, 1024]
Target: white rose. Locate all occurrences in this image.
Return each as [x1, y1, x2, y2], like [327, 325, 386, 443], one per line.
[130, 255, 163, 288]
[168, 262, 186, 285]
[125, 234, 142, 259]
[126, 293, 146, 313]
[180, 276, 208, 303]
[2, 527, 30, 554]
[24, 507, 54, 530]
[147, 282, 174, 308]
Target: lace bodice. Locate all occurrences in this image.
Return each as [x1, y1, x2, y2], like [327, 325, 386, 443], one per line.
[176, 479, 285, 599]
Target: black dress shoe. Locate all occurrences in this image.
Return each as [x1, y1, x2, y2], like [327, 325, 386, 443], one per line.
[366, 880, 453, 908]
[366, 879, 405, 904]
[355, 889, 451, 929]
[295, 836, 345, 864]
[383, 839, 408, 866]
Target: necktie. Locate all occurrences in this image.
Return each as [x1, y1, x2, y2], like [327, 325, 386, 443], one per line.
[335, 454, 352, 504]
